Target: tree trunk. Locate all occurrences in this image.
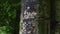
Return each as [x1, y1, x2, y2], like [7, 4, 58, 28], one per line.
[20, 0, 38, 34]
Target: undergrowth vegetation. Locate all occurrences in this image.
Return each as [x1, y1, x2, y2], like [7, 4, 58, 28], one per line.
[0, 0, 20, 34]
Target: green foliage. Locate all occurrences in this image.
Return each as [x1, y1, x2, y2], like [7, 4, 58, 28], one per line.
[0, 26, 13, 34]
[0, 0, 20, 34]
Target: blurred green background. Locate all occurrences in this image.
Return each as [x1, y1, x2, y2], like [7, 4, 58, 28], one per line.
[0, 0, 20, 34]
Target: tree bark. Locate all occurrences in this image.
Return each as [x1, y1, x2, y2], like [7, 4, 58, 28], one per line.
[20, 0, 38, 34]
